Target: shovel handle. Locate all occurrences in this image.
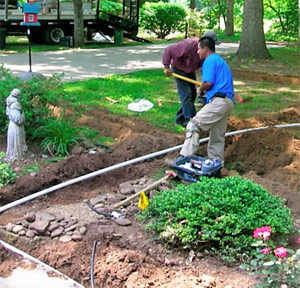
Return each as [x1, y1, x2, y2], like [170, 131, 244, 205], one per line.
[114, 174, 171, 209]
[172, 73, 201, 86]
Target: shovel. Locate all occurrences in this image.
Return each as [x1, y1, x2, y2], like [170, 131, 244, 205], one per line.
[114, 170, 177, 209]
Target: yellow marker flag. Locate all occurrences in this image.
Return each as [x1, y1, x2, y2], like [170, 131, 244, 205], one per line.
[138, 191, 149, 211]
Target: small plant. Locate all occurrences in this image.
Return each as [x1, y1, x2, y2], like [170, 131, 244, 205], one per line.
[33, 115, 83, 156]
[19, 160, 41, 176]
[138, 176, 292, 261]
[0, 152, 16, 187]
[240, 227, 300, 287]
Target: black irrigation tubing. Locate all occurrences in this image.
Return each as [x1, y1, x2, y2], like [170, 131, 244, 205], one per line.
[85, 200, 112, 219]
[90, 240, 98, 288]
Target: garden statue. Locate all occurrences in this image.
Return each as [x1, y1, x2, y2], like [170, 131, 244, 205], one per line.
[5, 88, 27, 161]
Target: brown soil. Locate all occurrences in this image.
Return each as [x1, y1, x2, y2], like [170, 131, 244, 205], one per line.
[232, 69, 300, 85]
[0, 102, 300, 287]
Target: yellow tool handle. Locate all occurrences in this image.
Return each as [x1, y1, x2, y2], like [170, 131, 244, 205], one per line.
[114, 174, 171, 209]
[172, 72, 202, 86]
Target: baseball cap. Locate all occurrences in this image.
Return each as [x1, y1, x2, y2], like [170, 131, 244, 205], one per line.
[201, 30, 221, 45]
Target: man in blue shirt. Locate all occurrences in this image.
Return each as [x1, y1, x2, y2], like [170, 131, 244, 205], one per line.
[179, 36, 234, 165]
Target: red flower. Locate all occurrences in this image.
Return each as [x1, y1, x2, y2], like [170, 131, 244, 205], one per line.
[253, 226, 272, 240]
[261, 248, 272, 254]
[274, 247, 287, 258]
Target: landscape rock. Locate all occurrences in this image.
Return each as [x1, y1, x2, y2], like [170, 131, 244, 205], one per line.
[18, 230, 26, 236]
[37, 212, 56, 222]
[51, 228, 64, 238]
[48, 221, 60, 232]
[26, 230, 36, 238]
[65, 224, 77, 232]
[6, 223, 15, 232]
[71, 145, 84, 155]
[95, 203, 105, 209]
[71, 234, 83, 241]
[59, 235, 72, 243]
[13, 225, 24, 234]
[29, 220, 50, 234]
[79, 226, 87, 235]
[115, 218, 131, 226]
[25, 212, 36, 223]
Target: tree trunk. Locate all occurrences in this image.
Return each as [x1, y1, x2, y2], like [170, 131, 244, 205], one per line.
[298, 0, 300, 47]
[225, 0, 234, 36]
[73, 0, 85, 47]
[237, 0, 270, 59]
[190, 0, 196, 10]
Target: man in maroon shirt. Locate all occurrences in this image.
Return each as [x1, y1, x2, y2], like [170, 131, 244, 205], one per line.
[162, 31, 221, 127]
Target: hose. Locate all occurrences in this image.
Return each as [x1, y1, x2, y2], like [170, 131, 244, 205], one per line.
[90, 240, 98, 288]
[0, 123, 299, 214]
[86, 200, 112, 218]
[0, 239, 86, 288]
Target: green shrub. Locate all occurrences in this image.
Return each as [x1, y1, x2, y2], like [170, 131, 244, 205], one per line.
[139, 2, 187, 39]
[0, 152, 16, 187]
[139, 176, 292, 261]
[32, 114, 83, 156]
[0, 66, 64, 138]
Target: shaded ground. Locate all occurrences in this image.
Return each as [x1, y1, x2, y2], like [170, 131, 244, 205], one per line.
[0, 87, 300, 286]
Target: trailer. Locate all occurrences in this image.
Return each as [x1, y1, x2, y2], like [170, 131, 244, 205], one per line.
[0, 0, 143, 45]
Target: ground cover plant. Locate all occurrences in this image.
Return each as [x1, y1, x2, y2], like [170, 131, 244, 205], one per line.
[0, 152, 16, 187]
[138, 176, 293, 262]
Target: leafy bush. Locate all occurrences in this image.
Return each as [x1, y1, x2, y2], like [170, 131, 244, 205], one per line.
[139, 176, 292, 261]
[0, 66, 64, 138]
[32, 114, 83, 156]
[0, 152, 16, 187]
[140, 2, 187, 39]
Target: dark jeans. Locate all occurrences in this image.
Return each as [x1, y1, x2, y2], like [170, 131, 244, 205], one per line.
[172, 67, 197, 126]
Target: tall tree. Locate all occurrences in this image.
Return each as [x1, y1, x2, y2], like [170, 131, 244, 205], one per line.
[73, 0, 85, 47]
[237, 0, 270, 58]
[225, 0, 234, 36]
[298, 0, 300, 47]
[190, 0, 196, 10]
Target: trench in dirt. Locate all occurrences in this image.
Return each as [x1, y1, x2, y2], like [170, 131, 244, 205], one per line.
[0, 77, 299, 287]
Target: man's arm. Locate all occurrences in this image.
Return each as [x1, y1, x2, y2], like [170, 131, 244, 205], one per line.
[200, 82, 213, 94]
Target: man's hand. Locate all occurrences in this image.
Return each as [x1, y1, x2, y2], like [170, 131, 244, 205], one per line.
[164, 68, 172, 76]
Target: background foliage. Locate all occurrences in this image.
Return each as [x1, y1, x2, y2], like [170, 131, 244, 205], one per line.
[140, 2, 187, 38]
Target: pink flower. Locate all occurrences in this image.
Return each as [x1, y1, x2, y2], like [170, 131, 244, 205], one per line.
[280, 285, 288, 288]
[298, 237, 300, 244]
[253, 226, 272, 240]
[261, 248, 272, 254]
[274, 247, 287, 258]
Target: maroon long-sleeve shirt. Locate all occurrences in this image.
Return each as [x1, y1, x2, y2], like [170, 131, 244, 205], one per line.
[162, 38, 203, 74]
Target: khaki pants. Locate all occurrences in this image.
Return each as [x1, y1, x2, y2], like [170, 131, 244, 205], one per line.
[180, 97, 234, 161]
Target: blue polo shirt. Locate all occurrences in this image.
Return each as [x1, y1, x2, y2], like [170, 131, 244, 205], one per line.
[202, 53, 234, 103]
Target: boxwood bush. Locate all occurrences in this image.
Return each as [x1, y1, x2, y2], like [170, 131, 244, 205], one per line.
[139, 176, 292, 261]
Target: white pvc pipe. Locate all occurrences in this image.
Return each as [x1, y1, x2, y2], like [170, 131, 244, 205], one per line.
[0, 239, 86, 288]
[0, 123, 299, 214]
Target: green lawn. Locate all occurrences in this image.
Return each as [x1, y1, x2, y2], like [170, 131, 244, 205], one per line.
[63, 68, 300, 132]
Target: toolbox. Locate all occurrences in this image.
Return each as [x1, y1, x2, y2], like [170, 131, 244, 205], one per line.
[172, 155, 222, 182]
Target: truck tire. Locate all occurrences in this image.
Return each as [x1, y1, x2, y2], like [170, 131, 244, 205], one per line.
[43, 27, 65, 45]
